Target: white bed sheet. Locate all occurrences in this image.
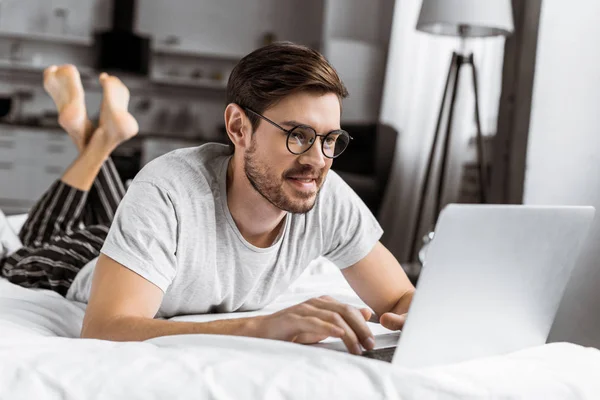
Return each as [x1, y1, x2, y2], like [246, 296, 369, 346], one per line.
[1, 260, 600, 399]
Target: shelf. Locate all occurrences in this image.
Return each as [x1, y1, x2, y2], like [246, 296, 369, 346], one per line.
[150, 75, 227, 90]
[0, 59, 95, 76]
[0, 30, 246, 62]
[0, 59, 47, 73]
[0, 30, 93, 46]
[152, 45, 243, 62]
[0, 60, 226, 93]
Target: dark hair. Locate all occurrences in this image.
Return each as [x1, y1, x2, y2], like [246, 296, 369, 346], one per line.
[225, 41, 349, 153]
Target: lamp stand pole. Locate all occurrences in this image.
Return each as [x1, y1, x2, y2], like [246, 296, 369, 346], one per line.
[408, 51, 488, 263]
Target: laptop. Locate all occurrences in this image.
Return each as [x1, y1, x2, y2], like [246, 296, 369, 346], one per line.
[311, 204, 595, 368]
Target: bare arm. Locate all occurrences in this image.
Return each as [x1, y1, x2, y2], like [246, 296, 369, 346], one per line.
[81, 254, 259, 341]
[82, 255, 372, 354]
[342, 241, 415, 330]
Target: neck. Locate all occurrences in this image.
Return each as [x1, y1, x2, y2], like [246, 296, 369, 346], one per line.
[226, 155, 287, 248]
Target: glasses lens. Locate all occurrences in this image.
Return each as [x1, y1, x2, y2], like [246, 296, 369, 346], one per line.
[288, 126, 316, 154]
[323, 131, 350, 158]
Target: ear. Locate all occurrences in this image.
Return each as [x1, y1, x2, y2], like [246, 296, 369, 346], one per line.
[224, 104, 252, 151]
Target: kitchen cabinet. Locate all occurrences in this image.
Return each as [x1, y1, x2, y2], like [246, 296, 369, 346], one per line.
[136, 0, 324, 58]
[0, 126, 78, 214]
[0, 0, 93, 39]
[136, 0, 394, 122]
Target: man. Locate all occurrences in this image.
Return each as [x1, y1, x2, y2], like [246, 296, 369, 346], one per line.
[80, 42, 416, 355]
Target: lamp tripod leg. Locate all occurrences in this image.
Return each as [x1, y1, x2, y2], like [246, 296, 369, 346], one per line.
[408, 52, 458, 263]
[470, 54, 488, 203]
[434, 56, 463, 224]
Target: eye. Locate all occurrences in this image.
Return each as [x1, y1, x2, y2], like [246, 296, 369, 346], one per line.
[324, 135, 338, 148]
[290, 126, 315, 145]
[290, 130, 307, 143]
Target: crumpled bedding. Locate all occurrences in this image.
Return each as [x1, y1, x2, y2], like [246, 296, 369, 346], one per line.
[1, 260, 599, 399]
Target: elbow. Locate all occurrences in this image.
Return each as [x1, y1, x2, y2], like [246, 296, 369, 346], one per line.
[80, 314, 142, 341]
[80, 319, 102, 339]
[80, 315, 116, 340]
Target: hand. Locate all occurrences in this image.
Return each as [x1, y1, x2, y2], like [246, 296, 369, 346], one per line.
[379, 312, 407, 331]
[253, 295, 375, 355]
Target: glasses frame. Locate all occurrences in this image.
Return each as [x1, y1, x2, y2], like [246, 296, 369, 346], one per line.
[244, 107, 352, 159]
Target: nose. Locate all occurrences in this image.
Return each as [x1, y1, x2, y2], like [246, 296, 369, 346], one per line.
[298, 137, 327, 169]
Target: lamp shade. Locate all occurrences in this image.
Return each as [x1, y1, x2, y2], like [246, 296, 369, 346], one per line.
[417, 0, 514, 37]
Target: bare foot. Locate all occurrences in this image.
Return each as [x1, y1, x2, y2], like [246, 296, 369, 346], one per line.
[43, 65, 92, 151]
[98, 73, 139, 147]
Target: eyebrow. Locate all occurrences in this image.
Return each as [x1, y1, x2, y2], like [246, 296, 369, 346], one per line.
[280, 120, 342, 135]
[280, 120, 306, 129]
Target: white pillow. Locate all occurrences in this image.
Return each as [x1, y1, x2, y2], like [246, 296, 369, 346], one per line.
[6, 213, 28, 233]
[0, 210, 24, 259]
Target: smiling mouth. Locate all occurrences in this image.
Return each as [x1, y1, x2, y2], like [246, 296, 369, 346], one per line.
[289, 177, 315, 183]
[287, 177, 318, 191]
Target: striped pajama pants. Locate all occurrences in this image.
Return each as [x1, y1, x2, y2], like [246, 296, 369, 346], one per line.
[0, 158, 125, 296]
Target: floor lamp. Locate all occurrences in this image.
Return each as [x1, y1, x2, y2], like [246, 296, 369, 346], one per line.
[408, 0, 514, 263]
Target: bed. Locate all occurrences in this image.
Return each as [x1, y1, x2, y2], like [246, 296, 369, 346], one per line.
[2, 215, 600, 399]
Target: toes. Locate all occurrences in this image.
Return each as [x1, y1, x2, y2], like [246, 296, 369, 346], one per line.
[99, 73, 122, 88]
[59, 64, 77, 72]
[99, 73, 125, 89]
[44, 65, 81, 89]
[100, 75, 131, 108]
[54, 65, 80, 80]
[43, 65, 58, 85]
[44, 65, 57, 77]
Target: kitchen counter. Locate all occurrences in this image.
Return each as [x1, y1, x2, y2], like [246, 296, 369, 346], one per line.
[0, 120, 227, 143]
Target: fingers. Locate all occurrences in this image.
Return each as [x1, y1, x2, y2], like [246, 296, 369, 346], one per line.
[295, 304, 364, 355]
[288, 315, 345, 342]
[310, 296, 375, 354]
[359, 308, 372, 321]
[380, 312, 407, 331]
[316, 297, 375, 348]
[269, 297, 377, 355]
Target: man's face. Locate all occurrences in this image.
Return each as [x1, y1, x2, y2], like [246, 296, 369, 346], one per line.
[243, 91, 341, 214]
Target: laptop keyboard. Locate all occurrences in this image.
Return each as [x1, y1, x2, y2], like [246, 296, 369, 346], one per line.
[311, 332, 400, 363]
[361, 347, 396, 363]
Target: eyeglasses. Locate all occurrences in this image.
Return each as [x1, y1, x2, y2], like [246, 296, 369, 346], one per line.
[244, 108, 352, 159]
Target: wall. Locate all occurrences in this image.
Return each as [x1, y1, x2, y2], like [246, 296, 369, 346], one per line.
[321, 0, 395, 123]
[524, 1, 600, 347]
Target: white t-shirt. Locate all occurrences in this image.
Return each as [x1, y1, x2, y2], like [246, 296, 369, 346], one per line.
[67, 143, 382, 318]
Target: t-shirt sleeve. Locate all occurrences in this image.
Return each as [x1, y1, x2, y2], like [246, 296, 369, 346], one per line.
[100, 181, 178, 292]
[322, 172, 384, 269]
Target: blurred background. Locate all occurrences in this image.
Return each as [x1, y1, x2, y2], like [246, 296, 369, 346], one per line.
[1, 0, 600, 348]
[0, 0, 396, 216]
